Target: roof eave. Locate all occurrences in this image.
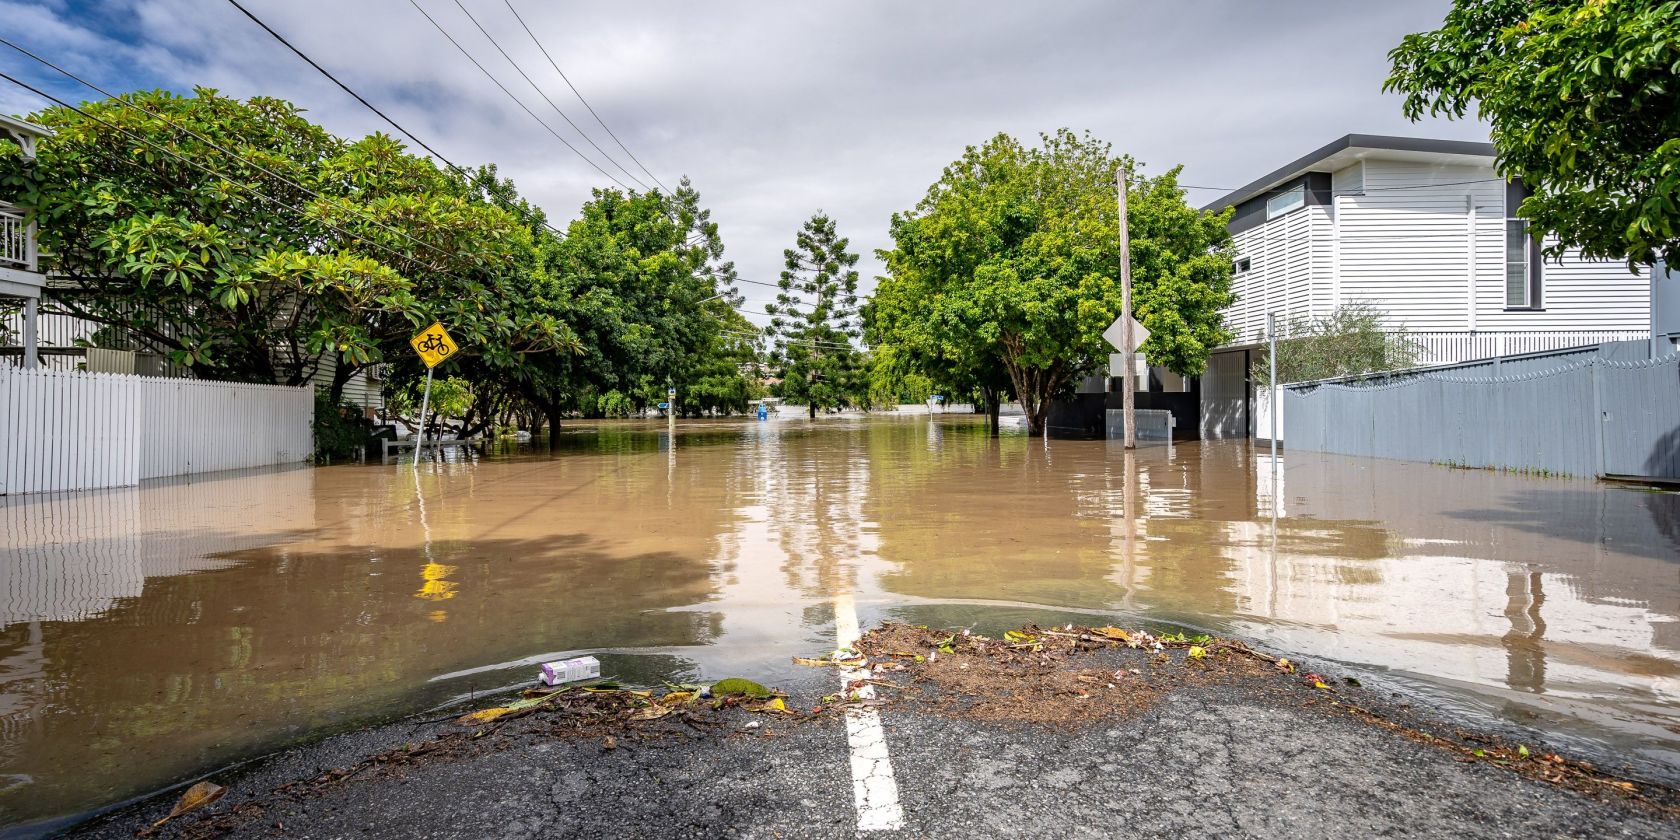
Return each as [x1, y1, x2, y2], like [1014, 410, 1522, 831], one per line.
[0, 113, 56, 140]
[1200, 133, 1497, 213]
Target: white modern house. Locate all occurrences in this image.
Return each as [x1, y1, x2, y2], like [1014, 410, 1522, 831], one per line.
[1195, 134, 1656, 439]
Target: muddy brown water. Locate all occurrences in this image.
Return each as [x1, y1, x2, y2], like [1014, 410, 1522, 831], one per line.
[2, 414, 1678, 829]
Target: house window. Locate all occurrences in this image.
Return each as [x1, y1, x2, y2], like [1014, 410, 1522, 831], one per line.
[1265, 185, 1305, 220]
[1233, 257, 1251, 275]
[1505, 182, 1542, 309]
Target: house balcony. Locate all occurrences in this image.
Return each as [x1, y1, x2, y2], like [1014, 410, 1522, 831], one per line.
[1409, 330, 1655, 366]
[1, 202, 35, 265]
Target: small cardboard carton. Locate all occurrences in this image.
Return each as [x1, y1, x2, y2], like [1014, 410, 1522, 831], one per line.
[539, 656, 601, 687]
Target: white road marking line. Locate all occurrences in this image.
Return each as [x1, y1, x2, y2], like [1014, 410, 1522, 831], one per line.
[833, 591, 905, 831]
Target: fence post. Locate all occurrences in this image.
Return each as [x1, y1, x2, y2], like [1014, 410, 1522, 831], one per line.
[1591, 359, 1605, 477]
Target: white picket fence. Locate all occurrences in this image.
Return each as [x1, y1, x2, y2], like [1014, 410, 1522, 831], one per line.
[0, 367, 312, 495]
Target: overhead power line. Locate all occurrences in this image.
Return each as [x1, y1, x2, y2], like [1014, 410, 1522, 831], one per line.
[404, 0, 635, 191]
[445, 0, 650, 191]
[221, 0, 568, 239]
[502, 0, 668, 193]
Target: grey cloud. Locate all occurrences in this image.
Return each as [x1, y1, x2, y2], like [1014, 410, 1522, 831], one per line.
[5, 0, 1483, 322]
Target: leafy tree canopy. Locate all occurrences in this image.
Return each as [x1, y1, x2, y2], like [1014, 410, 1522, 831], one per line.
[1, 88, 570, 397]
[872, 129, 1234, 434]
[1386, 0, 1680, 266]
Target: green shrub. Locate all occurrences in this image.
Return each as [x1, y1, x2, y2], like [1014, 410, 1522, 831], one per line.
[597, 389, 635, 418]
[313, 388, 374, 462]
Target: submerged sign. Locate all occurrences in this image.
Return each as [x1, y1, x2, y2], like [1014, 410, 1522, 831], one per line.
[410, 322, 459, 368]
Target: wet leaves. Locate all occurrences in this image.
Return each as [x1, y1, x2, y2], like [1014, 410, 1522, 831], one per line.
[142, 781, 225, 833]
[750, 697, 793, 715]
[456, 690, 567, 724]
[793, 654, 867, 668]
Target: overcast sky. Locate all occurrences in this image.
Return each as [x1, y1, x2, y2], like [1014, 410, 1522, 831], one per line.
[2, 0, 1484, 326]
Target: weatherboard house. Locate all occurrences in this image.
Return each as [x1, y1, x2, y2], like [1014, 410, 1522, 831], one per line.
[1187, 133, 1659, 440]
[1, 114, 53, 369]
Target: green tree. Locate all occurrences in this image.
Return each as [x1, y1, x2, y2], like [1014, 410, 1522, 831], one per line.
[1250, 303, 1422, 386]
[873, 130, 1234, 435]
[766, 213, 867, 418]
[681, 304, 763, 416]
[1386, 0, 1680, 266]
[1, 89, 569, 400]
[518, 185, 730, 438]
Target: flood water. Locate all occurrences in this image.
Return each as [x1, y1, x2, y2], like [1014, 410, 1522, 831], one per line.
[2, 414, 1679, 830]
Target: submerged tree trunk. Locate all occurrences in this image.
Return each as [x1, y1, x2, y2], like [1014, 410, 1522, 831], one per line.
[1001, 340, 1062, 437]
[542, 402, 564, 449]
[984, 386, 1001, 437]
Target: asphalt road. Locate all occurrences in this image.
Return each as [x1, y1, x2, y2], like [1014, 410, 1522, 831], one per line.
[62, 668, 1679, 840]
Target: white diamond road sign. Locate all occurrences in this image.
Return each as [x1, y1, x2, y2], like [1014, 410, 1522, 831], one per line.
[1103, 315, 1149, 354]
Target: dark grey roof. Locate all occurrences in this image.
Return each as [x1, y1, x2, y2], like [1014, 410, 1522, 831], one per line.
[1201, 134, 1495, 212]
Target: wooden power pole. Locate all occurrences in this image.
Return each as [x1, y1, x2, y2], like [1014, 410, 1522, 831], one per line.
[1117, 168, 1136, 450]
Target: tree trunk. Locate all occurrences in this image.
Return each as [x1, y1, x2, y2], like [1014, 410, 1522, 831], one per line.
[984, 387, 1001, 437]
[543, 402, 564, 449]
[327, 359, 357, 407]
[808, 402, 816, 420]
[456, 406, 492, 440]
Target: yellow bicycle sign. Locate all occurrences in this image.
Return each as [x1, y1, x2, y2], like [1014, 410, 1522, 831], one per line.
[410, 322, 458, 368]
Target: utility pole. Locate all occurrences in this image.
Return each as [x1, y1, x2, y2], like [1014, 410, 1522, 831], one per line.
[1117, 168, 1136, 450]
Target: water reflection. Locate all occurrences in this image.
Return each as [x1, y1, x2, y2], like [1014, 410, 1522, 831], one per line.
[1, 416, 1678, 829]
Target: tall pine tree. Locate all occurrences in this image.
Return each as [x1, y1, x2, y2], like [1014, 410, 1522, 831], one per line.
[766, 213, 865, 418]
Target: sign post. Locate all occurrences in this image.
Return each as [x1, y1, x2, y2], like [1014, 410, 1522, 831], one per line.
[1117, 170, 1135, 449]
[1102, 313, 1149, 442]
[408, 322, 459, 467]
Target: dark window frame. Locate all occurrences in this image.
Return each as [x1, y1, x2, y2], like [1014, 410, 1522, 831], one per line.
[1504, 181, 1544, 311]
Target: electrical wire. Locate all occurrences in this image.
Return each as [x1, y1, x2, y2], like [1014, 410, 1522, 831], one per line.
[222, 0, 568, 239]
[404, 0, 634, 191]
[502, 0, 668, 193]
[445, 0, 650, 191]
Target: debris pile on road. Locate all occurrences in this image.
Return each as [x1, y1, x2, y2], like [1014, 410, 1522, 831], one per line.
[828, 622, 1275, 726]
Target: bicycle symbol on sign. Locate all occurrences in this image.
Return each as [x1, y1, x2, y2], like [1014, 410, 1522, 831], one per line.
[410, 322, 460, 368]
[417, 332, 452, 356]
